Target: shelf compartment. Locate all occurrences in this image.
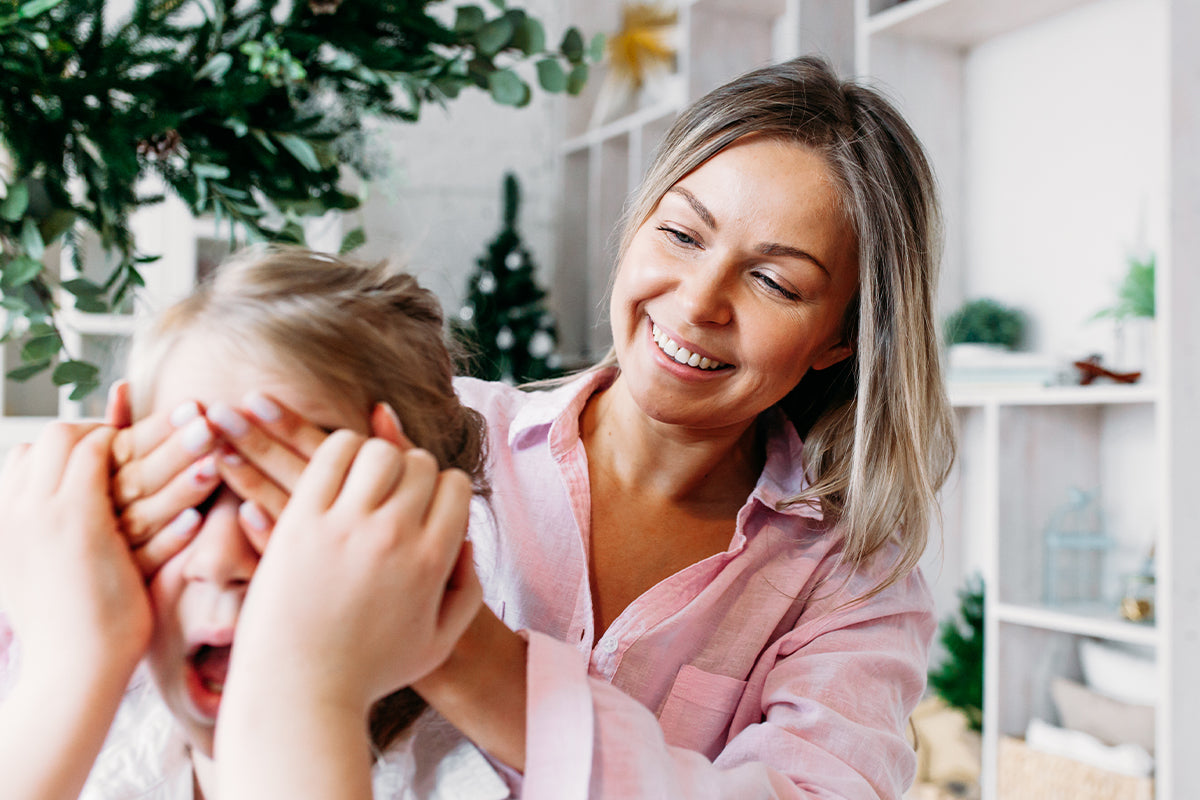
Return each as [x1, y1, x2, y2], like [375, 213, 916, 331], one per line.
[949, 382, 1159, 409]
[866, 0, 1104, 47]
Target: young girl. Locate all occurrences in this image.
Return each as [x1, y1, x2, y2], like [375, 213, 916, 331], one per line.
[0, 247, 509, 799]
[116, 56, 956, 799]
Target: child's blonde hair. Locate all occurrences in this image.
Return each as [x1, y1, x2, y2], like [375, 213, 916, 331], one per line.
[127, 244, 488, 748]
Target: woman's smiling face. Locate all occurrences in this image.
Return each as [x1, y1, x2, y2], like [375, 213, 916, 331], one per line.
[609, 136, 859, 436]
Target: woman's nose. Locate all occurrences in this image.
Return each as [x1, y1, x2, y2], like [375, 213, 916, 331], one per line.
[180, 487, 258, 587]
[676, 257, 735, 327]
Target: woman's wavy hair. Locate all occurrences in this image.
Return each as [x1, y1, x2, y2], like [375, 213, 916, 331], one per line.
[603, 56, 956, 594]
[126, 244, 488, 750]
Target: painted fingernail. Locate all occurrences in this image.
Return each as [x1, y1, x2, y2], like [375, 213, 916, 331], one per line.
[189, 455, 218, 483]
[379, 401, 404, 435]
[166, 507, 201, 538]
[181, 418, 214, 453]
[207, 403, 249, 438]
[220, 447, 243, 467]
[170, 401, 201, 428]
[239, 501, 270, 532]
[244, 392, 281, 423]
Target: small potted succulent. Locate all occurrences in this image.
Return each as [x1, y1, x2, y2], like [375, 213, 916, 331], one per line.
[944, 297, 1026, 350]
[1095, 253, 1155, 378]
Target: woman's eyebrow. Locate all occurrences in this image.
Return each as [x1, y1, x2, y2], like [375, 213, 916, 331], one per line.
[757, 242, 830, 276]
[667, 186, 717, 230]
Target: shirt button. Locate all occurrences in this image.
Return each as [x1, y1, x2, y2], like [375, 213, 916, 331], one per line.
[599, 635, 619, 654]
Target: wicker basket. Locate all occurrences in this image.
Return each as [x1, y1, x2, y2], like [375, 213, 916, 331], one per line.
[998, 737, 1153, 800]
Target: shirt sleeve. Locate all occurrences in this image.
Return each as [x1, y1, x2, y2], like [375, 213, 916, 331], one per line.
[521, 572, 934, 800]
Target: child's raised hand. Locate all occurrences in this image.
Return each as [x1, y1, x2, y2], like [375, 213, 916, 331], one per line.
[0, 423, 152, 676]
[223, 430, 480, 716]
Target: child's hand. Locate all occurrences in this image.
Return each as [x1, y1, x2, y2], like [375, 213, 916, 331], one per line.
[0, 423, 152, 676]
[107, 381, 219, 576]
[224, 430, 481, 716]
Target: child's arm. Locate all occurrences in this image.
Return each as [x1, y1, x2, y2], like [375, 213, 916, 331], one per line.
[0, 424, 153, 800]
[215, 431, 481, 799]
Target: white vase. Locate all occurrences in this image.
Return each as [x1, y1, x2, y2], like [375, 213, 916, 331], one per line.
[1113, 316, 1157, 381]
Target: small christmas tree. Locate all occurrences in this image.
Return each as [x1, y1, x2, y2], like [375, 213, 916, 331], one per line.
[453, 172, 560, 383]
[928, 575, 985, 732]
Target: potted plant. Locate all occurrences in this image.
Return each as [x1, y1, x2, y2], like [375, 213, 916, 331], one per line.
[1095, 253, 1155, 377]
[944, 297, 1026, 350]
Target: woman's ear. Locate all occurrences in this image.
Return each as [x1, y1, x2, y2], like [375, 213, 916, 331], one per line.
[371, 401, 415, 451]
[811, 339, 855, 371]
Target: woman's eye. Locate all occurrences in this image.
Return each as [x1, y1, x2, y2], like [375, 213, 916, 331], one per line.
[755, 271, 801, 301]
[656, 225, 697, 246]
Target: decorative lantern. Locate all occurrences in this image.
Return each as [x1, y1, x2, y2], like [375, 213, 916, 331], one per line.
[1042, 488, 1113, 606]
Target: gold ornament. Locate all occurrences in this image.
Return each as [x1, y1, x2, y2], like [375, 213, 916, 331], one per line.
[590, 3, 678, 127]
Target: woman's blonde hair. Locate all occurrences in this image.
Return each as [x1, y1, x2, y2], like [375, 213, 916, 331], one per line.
[126, 244, 488, 748]
[607, 56, 955, 593]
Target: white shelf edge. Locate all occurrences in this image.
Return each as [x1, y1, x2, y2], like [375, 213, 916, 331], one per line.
[58, 310, 140, 337]
[560, 96, 683, 155]
[949, 382, 1160, 408]
[995, 601, 1158, 647]
[865, 0, 1104, 48]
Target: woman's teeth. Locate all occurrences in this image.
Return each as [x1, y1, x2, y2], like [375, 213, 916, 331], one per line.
[652, 324, 726, 370]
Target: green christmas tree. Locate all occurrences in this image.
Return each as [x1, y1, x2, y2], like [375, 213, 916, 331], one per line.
[453, 172, 560, 383]
[928, 575, 985, 732]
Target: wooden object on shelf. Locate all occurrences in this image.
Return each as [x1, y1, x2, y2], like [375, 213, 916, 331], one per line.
[998, 737, 1153, 800]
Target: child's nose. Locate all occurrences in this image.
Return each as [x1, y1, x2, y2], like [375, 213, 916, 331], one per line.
[180, 487, 258, 587]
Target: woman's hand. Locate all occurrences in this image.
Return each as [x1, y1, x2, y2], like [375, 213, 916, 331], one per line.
[107, 382, 219, 576]
[0, 422, 151, 676]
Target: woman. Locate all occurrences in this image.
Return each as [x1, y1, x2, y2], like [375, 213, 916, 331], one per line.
[116, 56, 955, 799]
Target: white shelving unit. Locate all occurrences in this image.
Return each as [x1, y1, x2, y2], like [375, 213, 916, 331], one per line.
[856, 0, 1200, 798]
[555, 0, 1198, 797]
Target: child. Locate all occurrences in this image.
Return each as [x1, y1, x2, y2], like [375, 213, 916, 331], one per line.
[0, 247, 509, 799]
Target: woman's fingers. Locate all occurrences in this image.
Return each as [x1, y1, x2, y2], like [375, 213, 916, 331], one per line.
[207, 396, 323, 495]
[111, 402, 216, 507]
[216, 447, 291, 521]
[119, 454, 219, 548]
[370, 402, 415, 451]
[131, 507, 201, 575]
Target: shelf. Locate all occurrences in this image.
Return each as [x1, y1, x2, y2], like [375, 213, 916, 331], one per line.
[58, 310, 140, 337]
[559, 93, 683, 154]
[948, 382, 1159, 409]
[995, 601, 1157, 648]
[866, 0, 1103, 47]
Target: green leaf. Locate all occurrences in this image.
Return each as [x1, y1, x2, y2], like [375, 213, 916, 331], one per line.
[566, 63, 589, 95]
[6, 361, 51, 381]
[68, 380, 101, 401]
[511, 15, 544, 54]
[52, 359, 100, 386]
[21, 331, 62, 362]
[73, 296, 108, 313]
[0, 295, 29, 313]
[0, 181, 29, 222]
[488, 69, 529, 107]
[194, 162, 231, 180]
[276, 133, 321, 172]
[338, 227, 366, 255]
[17, 0, 64, 19]
[589, 32, 606, 63]
[196, 52, 233, 82]
[2, 255, 43, 288]
[560, 27, 584, 63]
[62, 277, 104, 297]
[20, 218, 44, 260]
[476, 16, 515, 56]
[535, 58, 567, 93]
[454, 5, 485, 34]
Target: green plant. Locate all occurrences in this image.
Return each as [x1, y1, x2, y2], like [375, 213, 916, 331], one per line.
[1095, 252, 1155, 320]
[928, 575, 985, 733]
[0, 0, 601, 397]
[943, 298, 1025, 349]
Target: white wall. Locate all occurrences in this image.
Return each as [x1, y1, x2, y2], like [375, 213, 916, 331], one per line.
[962, 0, 1167, 364]
[352, 0, 568, 321]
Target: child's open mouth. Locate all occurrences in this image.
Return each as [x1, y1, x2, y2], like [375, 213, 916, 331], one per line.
[186, 643, 232, 719]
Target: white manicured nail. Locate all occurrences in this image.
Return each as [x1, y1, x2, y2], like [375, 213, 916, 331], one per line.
[244, 392, 281, 423]
[181, 418, 213, 453]
[166, 507, 201, 538]
[208, 403, 249, 438]
[189, 456, 218, 483]
[240, 501, 270, 532]
[170, 401, 201, 427]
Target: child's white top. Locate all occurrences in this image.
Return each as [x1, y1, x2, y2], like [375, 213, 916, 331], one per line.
[0, 618, 511, 800]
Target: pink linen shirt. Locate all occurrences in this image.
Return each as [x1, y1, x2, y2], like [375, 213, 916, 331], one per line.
[457, 369, 936, 800]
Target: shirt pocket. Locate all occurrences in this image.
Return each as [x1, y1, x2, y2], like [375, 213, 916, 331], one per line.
[657, 664, 748, 760]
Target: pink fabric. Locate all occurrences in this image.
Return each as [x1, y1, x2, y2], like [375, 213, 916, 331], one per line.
[458, 370, 936, 800]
